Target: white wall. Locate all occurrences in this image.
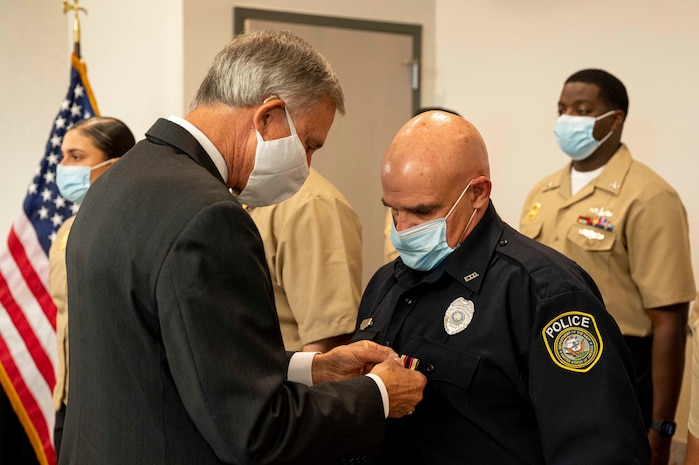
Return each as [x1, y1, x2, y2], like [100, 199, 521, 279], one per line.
[0, 2, 69, 236]
[79, 0, 184, 139]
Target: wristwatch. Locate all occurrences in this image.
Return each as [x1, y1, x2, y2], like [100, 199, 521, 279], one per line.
[650, 419, 676, 437]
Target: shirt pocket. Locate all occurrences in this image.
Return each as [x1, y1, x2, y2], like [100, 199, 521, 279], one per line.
[519, 222, 542, 240]
[566, 224, 616, 252]
[403, 336, 481, 412]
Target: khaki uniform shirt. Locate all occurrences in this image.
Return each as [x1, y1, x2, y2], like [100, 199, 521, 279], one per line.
[520, 144, 695, 336]
[248, 168, 362, 351]
[49, 215, 75, 409]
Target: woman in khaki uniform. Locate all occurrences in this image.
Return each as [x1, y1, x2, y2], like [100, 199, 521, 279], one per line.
[49, 116, 134, 456]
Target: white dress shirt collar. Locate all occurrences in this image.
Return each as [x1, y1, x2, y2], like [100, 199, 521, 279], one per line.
[167, 115, 228, 183]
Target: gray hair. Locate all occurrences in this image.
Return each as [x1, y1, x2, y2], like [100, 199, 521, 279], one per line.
[191, 30, 345, 116]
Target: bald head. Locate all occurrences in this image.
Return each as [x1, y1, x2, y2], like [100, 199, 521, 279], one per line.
[382, 111, 489, 193]
[382, 111, 492, 247]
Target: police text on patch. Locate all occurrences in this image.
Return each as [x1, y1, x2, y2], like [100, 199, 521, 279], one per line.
[545, 314, 591, 339]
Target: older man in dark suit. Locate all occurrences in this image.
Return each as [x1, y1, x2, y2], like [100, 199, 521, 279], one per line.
[59, 30, 425, 465]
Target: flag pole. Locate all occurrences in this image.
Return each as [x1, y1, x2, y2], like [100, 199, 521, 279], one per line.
[62, 0, 87, 59]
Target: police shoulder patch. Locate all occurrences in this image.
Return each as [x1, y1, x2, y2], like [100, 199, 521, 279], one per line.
[541, 310, 603, 372]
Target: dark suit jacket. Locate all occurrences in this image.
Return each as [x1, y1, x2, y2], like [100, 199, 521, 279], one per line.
[59, 119, 383, 465]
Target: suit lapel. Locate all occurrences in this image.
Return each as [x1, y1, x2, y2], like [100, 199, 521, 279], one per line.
[145, 118, 225, 184]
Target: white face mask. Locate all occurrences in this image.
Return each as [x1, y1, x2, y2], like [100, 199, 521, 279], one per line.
[236, 106, 309, 207]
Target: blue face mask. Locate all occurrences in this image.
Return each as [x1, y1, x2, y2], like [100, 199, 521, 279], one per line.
[554, 110, 616, 161]
[390, 180, 477, 271]
[56, 158, 115, 204]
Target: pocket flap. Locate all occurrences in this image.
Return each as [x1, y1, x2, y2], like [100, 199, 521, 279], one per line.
[405, 336, 480, 390]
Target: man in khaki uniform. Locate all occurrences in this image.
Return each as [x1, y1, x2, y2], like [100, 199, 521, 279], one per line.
[520, 68, 695, 465]
[249, 167, 362, 352]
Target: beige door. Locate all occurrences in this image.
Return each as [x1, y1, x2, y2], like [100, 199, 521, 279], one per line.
[243, 14, 418, 288]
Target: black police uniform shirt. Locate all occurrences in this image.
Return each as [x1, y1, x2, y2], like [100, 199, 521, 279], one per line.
[351, 202, 650, 465]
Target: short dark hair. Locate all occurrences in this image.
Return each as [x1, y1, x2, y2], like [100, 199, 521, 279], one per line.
[414, 106, 461, 117]
[565, 69, 629, 117]
[71, 117, 136, 159]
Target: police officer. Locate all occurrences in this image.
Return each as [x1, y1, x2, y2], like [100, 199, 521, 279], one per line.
[352, 110, 649, 464]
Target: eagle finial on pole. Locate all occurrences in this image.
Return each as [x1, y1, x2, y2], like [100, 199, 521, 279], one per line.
[62, 0, 88, 58]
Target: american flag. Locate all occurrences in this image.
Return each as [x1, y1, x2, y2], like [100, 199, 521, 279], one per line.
[0, 53, 99, 465]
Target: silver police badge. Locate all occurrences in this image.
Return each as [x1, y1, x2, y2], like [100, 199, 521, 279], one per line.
[444, 297, 475, 335]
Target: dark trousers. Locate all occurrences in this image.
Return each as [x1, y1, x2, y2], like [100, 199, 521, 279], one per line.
[54, 403, 66, 461]
[623, 335, 653, 429]
[0, 386, 39, 465]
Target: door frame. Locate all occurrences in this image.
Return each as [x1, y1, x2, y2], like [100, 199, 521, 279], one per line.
[233, 7, 422, 113]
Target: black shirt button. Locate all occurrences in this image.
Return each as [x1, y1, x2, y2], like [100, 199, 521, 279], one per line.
[499, 239, 508, 246]
[425, 363, 435, 373]
[404, 297, 412, 304]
